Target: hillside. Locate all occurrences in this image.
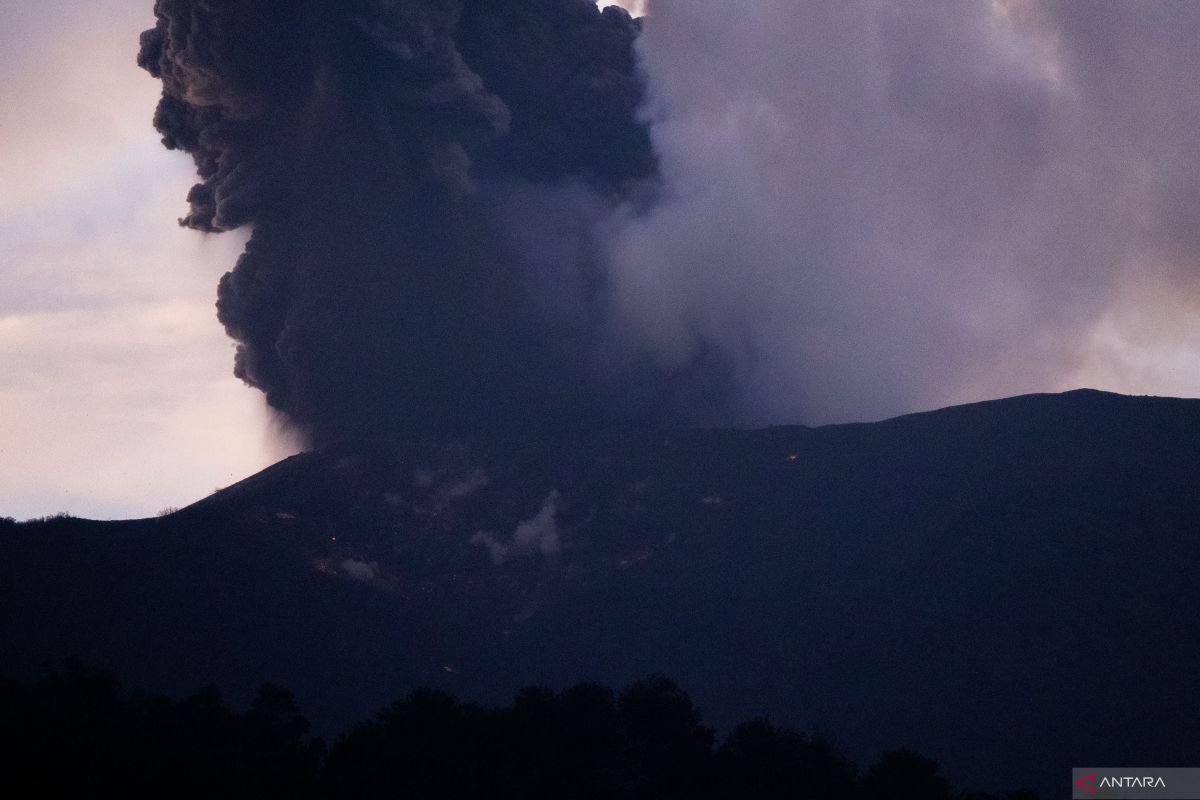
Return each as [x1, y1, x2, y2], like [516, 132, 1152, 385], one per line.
[3, 389, 1199, 794]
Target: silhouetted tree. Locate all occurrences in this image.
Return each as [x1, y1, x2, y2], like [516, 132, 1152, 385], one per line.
[958, 791, 1042, 800]
[0, 663, 1040, 800]
[323, 688, 494, 799]
[862, 748, 952, 800]
[714, 718, 856, 799]
[616, 675, 715, 799]
[0, 662, 321, 799]
[497, 682, 623, 798]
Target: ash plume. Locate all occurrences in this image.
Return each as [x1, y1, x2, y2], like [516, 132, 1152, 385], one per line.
[604, 1, 1200, 425]
[138, 0, 730, 446]
[142, 0, 1200, 439]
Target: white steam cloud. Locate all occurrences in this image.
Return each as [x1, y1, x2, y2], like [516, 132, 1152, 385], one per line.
[600, 0, 1200, 424]
[340, 559, 380, 582]
[472, 490, 563, 565]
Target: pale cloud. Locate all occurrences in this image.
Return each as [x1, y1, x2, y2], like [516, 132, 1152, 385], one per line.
[606, 0, 1200, 424]
[0, 0, 162, 211]
[1059, 274, 1200, 401]
[340, 559, 380, 582]
[597, 1, 647, 17]
[471, 491, 563, 565]
[0, 298, 291, 519]
[0, 0, 291, 520]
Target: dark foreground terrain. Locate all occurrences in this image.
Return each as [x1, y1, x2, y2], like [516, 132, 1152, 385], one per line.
[3, 389, 1198, 795]
[3, 663, 1033, 799]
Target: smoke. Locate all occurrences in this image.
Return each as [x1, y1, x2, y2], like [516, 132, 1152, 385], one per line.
[605, 0, 1200, 424]
[341, 558, 380, 582]
[471, 490, 563, 565]
[139, 0, 729, 447]
[143, 0, 1200, 440]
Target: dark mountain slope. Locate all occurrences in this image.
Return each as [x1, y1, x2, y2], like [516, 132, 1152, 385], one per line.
[2, 389, 1198, 794]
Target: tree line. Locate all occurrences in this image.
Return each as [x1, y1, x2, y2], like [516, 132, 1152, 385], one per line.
[0, 660, 1038, 799]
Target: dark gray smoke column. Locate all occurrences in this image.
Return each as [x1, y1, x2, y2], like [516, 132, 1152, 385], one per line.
[138, 0, 728, 446]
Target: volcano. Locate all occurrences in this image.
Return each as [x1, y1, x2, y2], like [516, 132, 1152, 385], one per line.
[3, 389, 1199, 794]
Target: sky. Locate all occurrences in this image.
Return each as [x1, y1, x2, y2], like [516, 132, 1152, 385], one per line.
[0, 0, 298, 520]
[4, 0, 1200, 519]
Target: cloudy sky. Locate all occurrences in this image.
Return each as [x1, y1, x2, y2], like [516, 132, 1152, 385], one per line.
[4, 0, 1200, 519]
[0, 0, 297, 520]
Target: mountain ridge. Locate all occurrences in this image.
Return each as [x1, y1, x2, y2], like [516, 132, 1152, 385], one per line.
[3, 388, 1198, 796]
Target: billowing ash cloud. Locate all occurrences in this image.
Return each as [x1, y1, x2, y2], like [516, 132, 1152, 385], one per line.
[138, 0, 730, 446]
[606, 0, 1200, 424]
[143, 0, 1200, 439]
